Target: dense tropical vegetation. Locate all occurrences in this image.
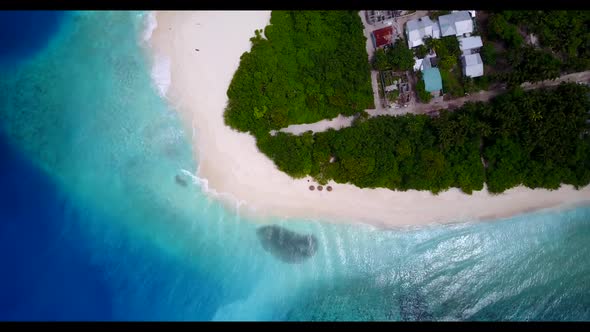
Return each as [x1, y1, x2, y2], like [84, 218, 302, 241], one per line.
[226, 10, 590, 195]
[482, 84, 590, 192]
[257, 83, 590, 194]
[502, 46, 561, 85]
[414, 44, 428, 59]
[499, 10, 590, 71]
[372, 40, 415, 72]
[224, 11, 373, 136]
[484, 10, 590, 84]
[480, 43, 497, 66]
[415, 71, 433, 103]
[425, 36, 461, 71]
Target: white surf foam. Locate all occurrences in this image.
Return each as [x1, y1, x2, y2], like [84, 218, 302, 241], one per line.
[150, 53, 171, 98]
[140, 11, 171, 99]
[142, 11, 158, 43]
[180, 168, 248, 213]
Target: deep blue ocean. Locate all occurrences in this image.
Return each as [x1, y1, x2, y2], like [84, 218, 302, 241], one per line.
[0, 11, 588, 321]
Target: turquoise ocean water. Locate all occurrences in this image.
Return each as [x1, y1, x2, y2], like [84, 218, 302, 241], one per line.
[0, 11, 588, 321]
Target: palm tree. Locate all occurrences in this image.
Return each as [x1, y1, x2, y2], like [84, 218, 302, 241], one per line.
[479, 122, 493, 138]
[530, 109, 543, 122]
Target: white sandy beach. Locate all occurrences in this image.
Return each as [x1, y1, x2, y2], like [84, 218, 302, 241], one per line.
[148, 11, 590, 228]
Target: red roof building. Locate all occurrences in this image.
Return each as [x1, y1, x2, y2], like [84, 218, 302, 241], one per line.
[371, 26, 397, 49]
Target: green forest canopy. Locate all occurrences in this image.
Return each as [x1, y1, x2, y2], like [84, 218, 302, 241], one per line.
[486, 10, 590, 82]
[257, 83, 590, 194]
[225, 11, 590, 195]
[372, 40, 415, 72]
[224, 11, 374, 136]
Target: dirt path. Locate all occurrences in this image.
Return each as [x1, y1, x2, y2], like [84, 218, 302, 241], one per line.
[278, 70, 590, 135]
[414, 70, 590, 115]
[275, 114, 356, 135]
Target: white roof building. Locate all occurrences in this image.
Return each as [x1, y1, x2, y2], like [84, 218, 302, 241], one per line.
[406, 16, 440, 48]
[438, 11, 473, 37]
[432, 23, 441, 41]
[413, 57, 423, 72]
[452, 10, 477, 18]
[462, 53, 484, 78]
[458, 36, 483, 54]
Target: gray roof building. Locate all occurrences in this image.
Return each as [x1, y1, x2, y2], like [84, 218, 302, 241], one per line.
[458, 36, 483, 54]
[462, 53, 484, 78]
[438, 11, 473, 37]
[406, 16, 441, 48]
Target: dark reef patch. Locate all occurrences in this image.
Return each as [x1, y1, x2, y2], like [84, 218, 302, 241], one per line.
[175, 174, 188, 187]
[256, 225, 318, 264]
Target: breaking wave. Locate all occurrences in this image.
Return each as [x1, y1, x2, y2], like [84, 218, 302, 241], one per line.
[180, 168, 248, 213]
[142, 11, 158, 43]
[140, 11, 171, 99]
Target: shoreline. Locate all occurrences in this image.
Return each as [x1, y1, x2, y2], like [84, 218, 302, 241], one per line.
[148, 11, 590, 228]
